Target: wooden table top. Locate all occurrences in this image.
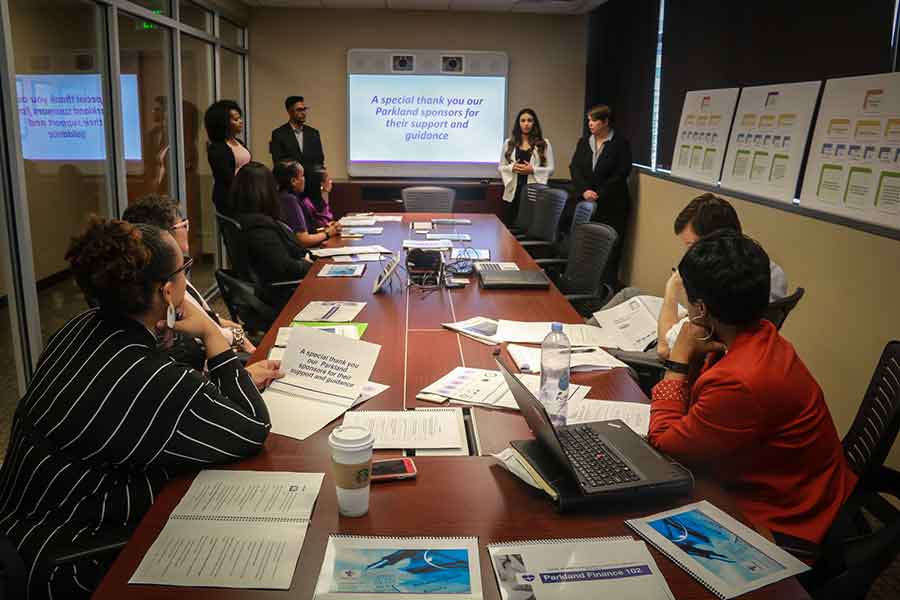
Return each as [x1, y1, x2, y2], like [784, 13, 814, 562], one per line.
[95, 213, 810, 599]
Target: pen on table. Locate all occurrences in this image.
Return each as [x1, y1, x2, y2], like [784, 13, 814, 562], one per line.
[562, 348, 597, 355]
[320, 304, 340, 320]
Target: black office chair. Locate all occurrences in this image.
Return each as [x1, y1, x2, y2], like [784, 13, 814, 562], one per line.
[535, 223, 617, 317]
[509, 183, 547, 237]
[611, 287, 807, 396]
[518, 188, 568, 258]
[763, 287, 805, 330]
[555, 200, 597, 259]
[215, 269, 280, 334]
[784, 342, 900, 600]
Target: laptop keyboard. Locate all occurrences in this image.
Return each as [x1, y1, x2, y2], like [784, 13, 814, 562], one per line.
[558, 425, 641, 488]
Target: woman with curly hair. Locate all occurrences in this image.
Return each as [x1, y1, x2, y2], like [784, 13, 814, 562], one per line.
[205, 99, 250, 215]
[0, 218, 281, 599]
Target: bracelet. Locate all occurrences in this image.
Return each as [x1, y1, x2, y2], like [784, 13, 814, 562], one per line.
[663, 359, 690, 375]
[230, 327, 245, 350]
[324, 230, 330, 240]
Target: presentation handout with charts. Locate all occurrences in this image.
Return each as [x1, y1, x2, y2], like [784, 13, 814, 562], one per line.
[721, 81, 820, 203]
[799, 72, 900, 231]
[671, 88, 740, 185]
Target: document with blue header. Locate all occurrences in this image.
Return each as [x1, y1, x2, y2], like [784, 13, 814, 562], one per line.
[487, 537, 674, 599]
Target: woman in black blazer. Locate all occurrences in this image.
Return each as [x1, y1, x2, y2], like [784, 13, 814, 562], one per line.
[569, 104, 632, 238]
[205, 100, 251, 216]
[229, 162, 311, 310]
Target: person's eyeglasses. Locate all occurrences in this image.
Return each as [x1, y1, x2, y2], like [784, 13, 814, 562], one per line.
[297, 106, 310, 112]
[169, 218, 189, 231]
[163, 256, 194, 282]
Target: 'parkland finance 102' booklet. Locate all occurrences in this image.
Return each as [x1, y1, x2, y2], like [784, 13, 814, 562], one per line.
[314, 535, 483, 600]
[626, 500, 810, 599]
[487, 537, 675, 600]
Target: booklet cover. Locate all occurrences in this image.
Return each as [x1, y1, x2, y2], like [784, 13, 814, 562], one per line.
[314, 535, 483, 599]
[626, 500, 809, 599]
[487, 537, 674, 600]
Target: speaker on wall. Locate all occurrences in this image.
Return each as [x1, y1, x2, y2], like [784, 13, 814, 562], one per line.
[348, 49, 508, 77]
[392, 55, 414, 72]
[441, 55, 464, 73]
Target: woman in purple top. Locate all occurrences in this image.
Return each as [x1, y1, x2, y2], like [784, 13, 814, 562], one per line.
[273, 161, 340, 247]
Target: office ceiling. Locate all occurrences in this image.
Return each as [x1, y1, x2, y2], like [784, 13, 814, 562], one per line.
[242, 0, 607, 14]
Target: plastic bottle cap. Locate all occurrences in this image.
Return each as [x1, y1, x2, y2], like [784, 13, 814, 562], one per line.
[551, 322, 563, 332]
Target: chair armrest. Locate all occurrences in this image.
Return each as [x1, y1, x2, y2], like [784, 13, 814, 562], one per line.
[269, 279, 303, 288]
[534, 258, 568, 267]
[564, 293, 599, 302]
[520, 240, 553, 249]
[514, 233, 526, 240]
[608, 349, 665, 370]
[869, 466, 900, 499]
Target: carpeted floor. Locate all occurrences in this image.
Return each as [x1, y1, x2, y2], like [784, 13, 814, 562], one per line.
[0, 277, 898, 598]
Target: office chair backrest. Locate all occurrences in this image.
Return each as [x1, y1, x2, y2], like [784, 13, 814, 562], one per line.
[401, 186, 455, 213]
[842, 341, 900, 479]
[570, 200, 596, 233]
[525, 188, 568, 242]
[216, 212, 256, 283]
[512, 183, 547, 232]
[214, 269, 279, 333]
[561, 223, 618, 295]
[764, 287, 805, 330]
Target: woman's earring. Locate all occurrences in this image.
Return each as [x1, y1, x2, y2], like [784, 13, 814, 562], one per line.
[166, 302, 176, 328]
[690, 315, 715, 341]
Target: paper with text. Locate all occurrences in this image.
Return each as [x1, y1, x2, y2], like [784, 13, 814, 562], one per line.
[567, 399, 651, 437]
[342, 408, 464, 449]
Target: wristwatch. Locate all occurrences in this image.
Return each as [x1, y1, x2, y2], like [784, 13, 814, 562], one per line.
[663, 359, 690, 375]
[230, 326, 245, 350]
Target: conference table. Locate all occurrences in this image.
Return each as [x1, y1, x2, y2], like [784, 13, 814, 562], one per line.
[95, 214, 811, 599]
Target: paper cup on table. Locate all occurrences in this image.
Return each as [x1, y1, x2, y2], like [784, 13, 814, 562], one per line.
[328, 425, 376, 517]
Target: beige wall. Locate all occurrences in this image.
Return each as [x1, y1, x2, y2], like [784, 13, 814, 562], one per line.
[625, 172, 900, 468]
[247, 8, 587, 180]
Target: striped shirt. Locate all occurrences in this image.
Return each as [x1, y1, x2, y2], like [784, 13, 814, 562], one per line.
[0, 308, 271, 599]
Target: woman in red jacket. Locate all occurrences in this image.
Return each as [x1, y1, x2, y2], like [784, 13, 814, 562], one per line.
[649, 231, 857, 545]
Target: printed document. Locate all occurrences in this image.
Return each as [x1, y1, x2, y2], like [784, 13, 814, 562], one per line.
[441, 316, 502, 345]
[507, 344, 627, 373]
[294, 300, 367, 322]
[590, 299, 660, 351]
[338, 216, 376, 226]
[311, 245, 391, 258]
[314, 535, 483, 599]
[487, 537, 674, 600]
[567, 399, 651, 437]
[402, 239, 453, 249]
[342, 408, 464, 449]
[496, 321, 614, 346]
[265, 382, 389, 441]
[130, 471, 324, 589]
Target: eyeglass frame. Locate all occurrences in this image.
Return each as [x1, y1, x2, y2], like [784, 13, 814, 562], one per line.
[162, 255, 194, 283]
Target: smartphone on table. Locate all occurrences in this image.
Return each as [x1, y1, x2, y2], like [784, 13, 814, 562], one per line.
[370, 458, 417, 482]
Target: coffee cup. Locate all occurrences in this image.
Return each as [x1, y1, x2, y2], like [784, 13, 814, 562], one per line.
[328, 425, 376, 517]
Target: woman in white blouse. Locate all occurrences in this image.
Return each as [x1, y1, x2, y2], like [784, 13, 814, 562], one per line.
[498, 108, 555, 225]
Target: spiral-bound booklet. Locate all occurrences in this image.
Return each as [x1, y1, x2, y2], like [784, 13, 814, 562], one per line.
[313, 535, 483, 599]
[130, 470, 324, 589]
[487, 537, 675, 599]
[625, 500, 809, 598]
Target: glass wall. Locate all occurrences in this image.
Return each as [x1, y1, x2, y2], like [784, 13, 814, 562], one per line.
[0, 0, 248, 403]
[180, 33, 215, 290]
[9, 0, 112, 341]
[118, 10, 175, 203]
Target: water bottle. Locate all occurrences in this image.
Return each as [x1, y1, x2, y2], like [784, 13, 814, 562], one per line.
[540, 322, 571, 427]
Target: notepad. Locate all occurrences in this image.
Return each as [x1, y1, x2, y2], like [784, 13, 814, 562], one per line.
[487, 537, 674, 600]
[314, 535, 483, 599]
[341, 408, 464, 449]
[130, 471, 324, 589]
[626, 501, 810, 599]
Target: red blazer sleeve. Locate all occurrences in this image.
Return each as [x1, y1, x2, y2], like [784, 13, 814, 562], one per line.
[648, 375, 764, 464]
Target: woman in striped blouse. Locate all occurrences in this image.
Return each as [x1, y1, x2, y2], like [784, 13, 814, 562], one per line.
[0, 218, 280, 599]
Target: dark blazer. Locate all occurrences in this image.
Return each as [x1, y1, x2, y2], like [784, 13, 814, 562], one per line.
[270, 123, 326, 205]
[207, 139, 249, 216]
[569, 133, 633, 236]
[235, 212, 310, 310]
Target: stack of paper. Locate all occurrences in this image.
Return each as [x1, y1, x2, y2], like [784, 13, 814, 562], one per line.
[589, 298, 662, 351]
[373, 215, 403, 222]
[294, 300, 366, 322]
[310, 245, 391, 258]
[507, 344, 628, 373]
[339, 216, 376, 226]
[342, 226, 383, 236]
[426, 232, 471, 241]
[264, 327, 385, 440]
[342, 407, 465, 450]
[130, 471, 325, 589]
[402, 239, 453, 250]
[413, 221, 432, 231]
[496, 320, 618, 346]
[417, 367, 590, 411]
[441, 316, 501, 345]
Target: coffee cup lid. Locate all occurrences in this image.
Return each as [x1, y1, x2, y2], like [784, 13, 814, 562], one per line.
[329, 425, 375, 452]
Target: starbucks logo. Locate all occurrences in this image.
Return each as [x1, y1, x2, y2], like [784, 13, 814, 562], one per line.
[355, 468, 370, 485]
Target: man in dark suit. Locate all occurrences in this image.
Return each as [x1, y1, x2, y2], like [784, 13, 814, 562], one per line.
[270, 95, 328, 208]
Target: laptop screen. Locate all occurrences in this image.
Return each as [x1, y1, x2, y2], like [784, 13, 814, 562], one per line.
[495, 355, 571, 469]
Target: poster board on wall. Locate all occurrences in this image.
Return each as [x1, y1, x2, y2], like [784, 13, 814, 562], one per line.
[670, 88, 740, 185]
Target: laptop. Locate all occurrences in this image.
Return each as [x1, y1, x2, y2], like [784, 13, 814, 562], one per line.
[495, 355, 692, 498]
[478, 265, 550, 289]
